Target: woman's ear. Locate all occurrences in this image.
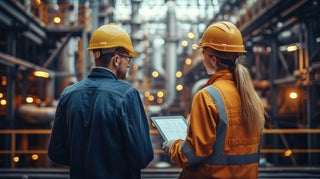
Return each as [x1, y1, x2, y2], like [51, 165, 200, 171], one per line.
[210, 56, 217, 65]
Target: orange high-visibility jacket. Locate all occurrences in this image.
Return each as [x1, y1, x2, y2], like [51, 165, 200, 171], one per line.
[169, 69, 263, 179]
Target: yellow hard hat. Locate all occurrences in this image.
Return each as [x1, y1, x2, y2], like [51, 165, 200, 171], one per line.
[87, 24, 138, 57]
[199, 21, 246, 53]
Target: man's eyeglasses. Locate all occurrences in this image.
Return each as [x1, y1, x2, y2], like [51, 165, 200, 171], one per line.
[117, 53, 133, 63]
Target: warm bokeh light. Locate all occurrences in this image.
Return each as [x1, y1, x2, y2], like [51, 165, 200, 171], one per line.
[284, 149, 293, 157]
[176, 71, 182, 78]
[191, 44, 198, 50]
[157, 98, 163, 104]
[148, 95, 155, 101]
[289, 92, 298, 99]
[13, 156, 20, 163]
[0, 93, 3, 98]
[152, 71, 159, 78]
[33, 70, 50, 78]
[157, 91, 164, 98]
[35, 0, 41, 5]
[26, 97, 34, 103]
[53, 16, 61, 24]
[144, 91, 151, 98]
[287, 45, 298, 52]
[185, 58, 192, 65]
[32, 154, 39, 160]
[35, 98, 42, 104]
[0, 99, 6, 105]
[1, 76, 7, 86]
[176, 84, 183, 91]
[187, 32, 195, 39]
[181, 40, 188, 47]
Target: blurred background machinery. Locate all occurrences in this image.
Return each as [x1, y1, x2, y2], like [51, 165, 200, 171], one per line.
[0, 0, 320, 177]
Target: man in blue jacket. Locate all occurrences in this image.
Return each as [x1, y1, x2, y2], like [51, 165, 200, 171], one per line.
[48, 24, 154, 179]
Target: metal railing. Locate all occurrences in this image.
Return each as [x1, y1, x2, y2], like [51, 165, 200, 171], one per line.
[1, 129, 320, 168]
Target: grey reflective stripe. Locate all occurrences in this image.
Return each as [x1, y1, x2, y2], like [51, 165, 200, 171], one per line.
[204, 86, 260, 165]
[181, 140, 206, 165]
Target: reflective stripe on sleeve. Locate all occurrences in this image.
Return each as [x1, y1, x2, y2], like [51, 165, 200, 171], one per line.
[181, 140, 207, 165]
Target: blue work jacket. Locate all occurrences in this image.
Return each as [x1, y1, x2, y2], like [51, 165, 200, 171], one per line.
[48, 67, 154, 179]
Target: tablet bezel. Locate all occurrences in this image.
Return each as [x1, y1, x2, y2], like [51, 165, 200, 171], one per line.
[151, 115, 187, 141]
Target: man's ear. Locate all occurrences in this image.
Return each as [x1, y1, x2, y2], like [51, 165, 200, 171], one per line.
[93, 50, 101, 59]
[112, 55, 120, 66]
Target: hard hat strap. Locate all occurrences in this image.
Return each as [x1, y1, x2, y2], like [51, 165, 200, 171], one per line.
[100, 48, 117, 54]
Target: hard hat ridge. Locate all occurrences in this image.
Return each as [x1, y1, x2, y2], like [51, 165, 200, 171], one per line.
[199, 21, 246, 53]
[87, 24, 138, 57]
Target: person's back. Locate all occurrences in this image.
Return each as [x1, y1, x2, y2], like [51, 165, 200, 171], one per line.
[48, 24, 154, 179]
[169, 69, 261, 179]
[162, 21, 265, 179]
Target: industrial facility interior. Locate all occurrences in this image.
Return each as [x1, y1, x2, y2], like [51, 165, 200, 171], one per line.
[0, 0, 320, 178]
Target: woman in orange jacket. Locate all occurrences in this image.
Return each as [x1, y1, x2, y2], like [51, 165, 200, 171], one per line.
[163, 21, 266, 179]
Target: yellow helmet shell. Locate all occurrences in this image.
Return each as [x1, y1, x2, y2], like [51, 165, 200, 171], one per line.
[87, 24, 138, 57]
[199, 21, 246, 53]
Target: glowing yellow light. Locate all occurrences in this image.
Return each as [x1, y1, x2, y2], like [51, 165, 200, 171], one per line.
[284, 149, 292, 157]
[176, 71, 182, 78]
[148, 95, 155, 101]
[0, 93, 3, 98]
[157, 91, 164, 98]
[181, 40, 188, 47]
[287, 45, 298, 52]
[152, 71, 159, 78]
[53, 16, 61, 24]
[26, 97, 34, 103]
[187, 32, 195, 39]
[289, 92, 297, 99]
[34, 71, 49, 78]
[185, 58, 192, 65]
[0, 99, 6, 105]
[144, 91, 150, 98]
[32, 154, 39, 160]
[176, 84, 183, 91]
[191, 44, 198, 50]
[13, 156, 19, 163]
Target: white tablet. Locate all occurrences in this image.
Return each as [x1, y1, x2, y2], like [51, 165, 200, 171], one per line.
[151, 116, 188, 141]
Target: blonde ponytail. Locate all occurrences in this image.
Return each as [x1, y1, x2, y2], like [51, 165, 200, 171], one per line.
[234, 63, 265, 132]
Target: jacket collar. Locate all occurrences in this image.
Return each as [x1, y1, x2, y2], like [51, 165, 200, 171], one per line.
[88, 67, 117, 79]
[203, 69, 234, 88]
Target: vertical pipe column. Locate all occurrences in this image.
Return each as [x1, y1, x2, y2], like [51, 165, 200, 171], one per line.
[4, 31, 17, 167]
[164, 0, 178, 109]
[59, 1, 79, 90]
[5, 32, 16, 128]
[305, 19, 317, 165]
[90, 0, 99, 31]
[82, 29, 90, 79]
[45, 75, 55, 107]
[270, 35, 279, 165]
[79, 0, 90, 79]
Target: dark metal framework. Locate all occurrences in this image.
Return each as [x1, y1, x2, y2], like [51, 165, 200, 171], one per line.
[184, 0, 320, 165]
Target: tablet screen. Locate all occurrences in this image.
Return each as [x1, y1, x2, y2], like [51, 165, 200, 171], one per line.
[151, 116, 187, 141]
